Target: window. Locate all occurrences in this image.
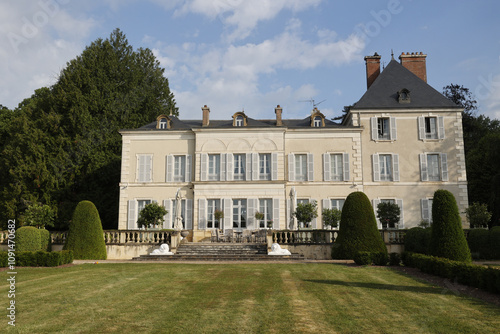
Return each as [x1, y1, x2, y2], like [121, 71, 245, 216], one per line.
[313, 116, 322, 127]
[137, 200, 152, 220]
[418, 116, 444, 140]
[259, 199, 272, 228]
[235, 115, 244, 127]
[330, 154, 344, 181]
[208, 154, 220, 181]
[425, 117, 437, 139]
[371, 117, 396, 141]
[233, 154, 246, 180]
[324, 153, 349, 181]
[330, 199, 345, 210]
[378, 118, 390, 140]
[207, 199, 221, 229]
[373, 153, 399, 182]
[159, 118, 168, 129]
[137, 154, 152, 182]
[295, 154, 307, 181]
[233, 199, 247, 229]
[421, 198, 433, 224]
[259, 154, 271, 180]
[379, 154, 393, 181]
[173, 155, 186, 182]
[420, 153, 448, 181]
[373, 198, 404, 229]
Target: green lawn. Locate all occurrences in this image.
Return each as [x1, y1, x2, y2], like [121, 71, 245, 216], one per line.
[1, 263, 499, 333]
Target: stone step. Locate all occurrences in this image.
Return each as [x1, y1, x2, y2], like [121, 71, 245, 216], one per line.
[133, 254, 304, 261]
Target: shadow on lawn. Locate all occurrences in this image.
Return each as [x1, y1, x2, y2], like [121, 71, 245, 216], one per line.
[303, 279, 443, 295]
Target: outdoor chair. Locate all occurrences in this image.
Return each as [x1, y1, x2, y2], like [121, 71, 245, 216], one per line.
[224, 229, 234, 243]
[211, 229, 217, 242]
[242, 230, 253, 243]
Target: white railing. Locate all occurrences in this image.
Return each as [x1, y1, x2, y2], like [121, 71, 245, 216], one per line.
[47, 230, 174, 245]
[272, 230, 338, 244]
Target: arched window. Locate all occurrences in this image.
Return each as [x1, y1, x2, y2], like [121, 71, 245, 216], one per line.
[235, 115, 244, 127]
[232, 112, 247, 127]
[313, 116, 322, 127]
[156, 115, 171, 129]
[159, 118, 168, 129]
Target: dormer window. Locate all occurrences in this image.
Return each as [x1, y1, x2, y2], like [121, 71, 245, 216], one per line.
[159, 118, 168, 129]
[156, 115, 171, 129]
[398, 88, 411, 103]
[310, 108, 325, 127]
[313, 116, 322, 127]
[232, 112, 247, 127]
[235, 115, 244, 127]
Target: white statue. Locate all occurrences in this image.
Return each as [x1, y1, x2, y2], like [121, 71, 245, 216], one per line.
[150, 244, 174, 255]
[268, 243, 291, 255]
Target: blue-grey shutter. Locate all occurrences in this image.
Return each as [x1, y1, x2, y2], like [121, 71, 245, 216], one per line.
[372, 154, 380, 181]
[273, 198, 280, 229]
[220, 153, 226, 181]
[343, 153, 350, 181]
[311, 199, 317, 229]
[252, 153, 259, 180]
[418, 116, 425, 140]
[223, 198, 232, 229]
[440, 153, 448, 181]
[420, 154, 428, 181]
[286, 198, 291, 229]
[271, 152, 278, 180]
[390, 117, 397, 140]
[396, 199, 404, 229]
[127, 200, 137, 230]
[166, 155, 174, 182]
[185, 199, 193, 229]
[200, 153, 208, 181]
[163, 199, 172, 229]
[371, 117, 378, 141]
[288, 153, 295, 181]
[372, 199, 381, 229]
[198, 199, 207, 229]
[392, 154, 400, 181]
[226, 153, 234, 181]
[247, 198, 257, 229]
[438, 116, 445, 139]
[307, 153, 314, 181]
[421, 198, 430, 222]
[323, 153, 331, 181]
[185, 155, 192, 182]
[245, 153, 252, 181]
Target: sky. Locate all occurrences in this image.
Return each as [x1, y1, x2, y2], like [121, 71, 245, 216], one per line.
[1, 0, 499, 121]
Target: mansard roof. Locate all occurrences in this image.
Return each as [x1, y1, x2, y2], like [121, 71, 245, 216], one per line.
[353, 59, 461, 110]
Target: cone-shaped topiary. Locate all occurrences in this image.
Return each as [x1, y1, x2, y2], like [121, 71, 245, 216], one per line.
[332, 192, 387, 259]
[17, 226, 42, 252]
[64, 201, 107, 259]
[430, 190, 471, 262]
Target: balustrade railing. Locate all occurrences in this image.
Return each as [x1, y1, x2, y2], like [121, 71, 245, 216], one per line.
[273, 230, 338, 244]
[46, 230, 174, 245]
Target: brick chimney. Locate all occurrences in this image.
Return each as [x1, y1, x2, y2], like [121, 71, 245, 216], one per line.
[275, 105, 283, 126]
[364, 52, 381, 89]
[202, 105, 210, 127]
[399, 52, 427, 82]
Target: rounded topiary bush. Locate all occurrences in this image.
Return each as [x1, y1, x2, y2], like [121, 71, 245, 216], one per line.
[467, 228, 489, 259]
[64, 201, 107, 260]
[332, 192, 387, 259]
[17, 226, 42, 252]
[404, 227, 431, 255]
[39, 229, 51, 252]
[430, 190, 471, 262]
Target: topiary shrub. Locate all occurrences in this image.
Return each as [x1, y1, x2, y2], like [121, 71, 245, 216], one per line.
[404, 227, 431, 255]
[353, 251, 372, 265]
[430, 190, 471, 262]
[332, 192, 387, 259]
[389, 252, 401, 266]
[486, 226, 500, 259]
[39, 229, 51, 252]
[64, 201, 107, 260]
[17, 226, 41, 252]
[467, 228, 489, 259]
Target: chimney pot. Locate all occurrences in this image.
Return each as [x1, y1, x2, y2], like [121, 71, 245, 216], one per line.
[275, 105, 283, 126]
[399, 52, 427, 82]
[202, 105, 210, 127]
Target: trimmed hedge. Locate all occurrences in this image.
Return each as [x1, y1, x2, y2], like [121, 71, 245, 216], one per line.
[0, 250, 73, 267]
[404, 227, 431, 255]
[39, 228, 51, 251]
[332, 192, 387, 259]
[402, 252, 500, 294]
[353, 251, 389, 266]
[430, 190, 471, 262]
[64, 200, 107, 260]
[17, 226, 42, 252]
[468, 227, 500, 260]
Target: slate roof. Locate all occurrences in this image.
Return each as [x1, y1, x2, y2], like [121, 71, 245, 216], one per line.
[352, 59, 461, 110]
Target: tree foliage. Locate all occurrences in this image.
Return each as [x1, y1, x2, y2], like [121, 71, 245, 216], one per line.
[22, 203, 55, 229]
[137, 202, 168, 230]
[322, 208, 341, 228]
[465, 202, 492, 228]
[376, 202, 401, 229]
[293, 201, 318, 228]
[0, 29, 176, 229]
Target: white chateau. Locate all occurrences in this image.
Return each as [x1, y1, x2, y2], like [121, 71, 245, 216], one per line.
[118, 52, 468, 242]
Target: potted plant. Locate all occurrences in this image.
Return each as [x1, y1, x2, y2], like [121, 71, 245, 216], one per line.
[214, 209, 224, 224]
[322, 208, 341, 229]
[255, 211, 265, 227]
[293, 201, 318, 229]
[267, 219, 273, 229]
[376, 202, 400, 229]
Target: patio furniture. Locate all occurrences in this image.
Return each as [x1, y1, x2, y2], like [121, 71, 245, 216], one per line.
[241, 230, 253, 243]
[224, 229, 234, 243]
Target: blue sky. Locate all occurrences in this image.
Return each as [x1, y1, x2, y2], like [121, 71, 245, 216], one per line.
[1, 0, 499, 121]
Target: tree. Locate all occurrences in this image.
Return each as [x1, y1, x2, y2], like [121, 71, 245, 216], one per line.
[64, 200, 107, 260]
[465, 202, 492, 228]
[429, 190, 471, 262]
[22, 202, 55, 229]
[322, 208, 341, 229]
[376, 202, 401, 229]
[332, 192, 387, 259]
[137, 202, 168, 230]
[293, 201, 318, 228]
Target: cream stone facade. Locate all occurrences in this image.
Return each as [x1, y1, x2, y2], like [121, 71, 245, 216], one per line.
[118, 52, 468, 241]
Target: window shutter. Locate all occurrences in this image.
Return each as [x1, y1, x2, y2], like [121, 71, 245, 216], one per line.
[146, 155, 152, 182]
[438, 116, 445, 139]
[392, 154, 400, 181]
[372, 199, 381, 229]
[420, 154, 428, 181]
[185, 155, 192, 182]
[223, 198, 232, 229]
[418, 116, 425, 140]
[288, 153, 295, 181]
[396, 199, 404, 229]
[271, 152, 278, 180]
[226, 153, 234, 181]
[390, 117, 397, 140]
[166, 155, 173, 182]
[273, 198, 280, 229]
[311, 199, 317, 229]
[440, 153, 448, 181]
[200, 153, 208, 181]
[343, 153, 350, 181]
[127, 200, 137, 230]
[198, 199, 207, 229]
[371, 117, 378, 141]
[163, 199, 172, 229]
[323, 153, 331, 181]
[286, 198, 291, 229]
[372, 154, 380, 181]
[138, 155, 152, 182]
[307, 153, 314, 181]
[243, 153, 250, 181]
[220, 153, 226, 181]
[247, 198, 257, 229]
[185, 199, 193, 229]
[421, 199, 430, 222]
[252, 153, 259, 180]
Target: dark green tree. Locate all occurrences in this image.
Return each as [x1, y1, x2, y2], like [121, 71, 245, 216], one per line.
[322, 208, 342, 229]
[22, 203, 55, 229]
[430, 190, 471, 262]
[293, 201, 318, 228]
[376, 202, 401, 229]
[332, 192, 387, 259]
[64, 200, 107, 260]
[137, 202, 168, 230]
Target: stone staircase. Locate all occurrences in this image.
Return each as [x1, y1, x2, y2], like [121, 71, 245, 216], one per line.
[132, 242, 304, 261]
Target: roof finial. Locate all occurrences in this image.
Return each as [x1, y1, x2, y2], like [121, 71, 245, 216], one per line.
[391, 49, 394, 60]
